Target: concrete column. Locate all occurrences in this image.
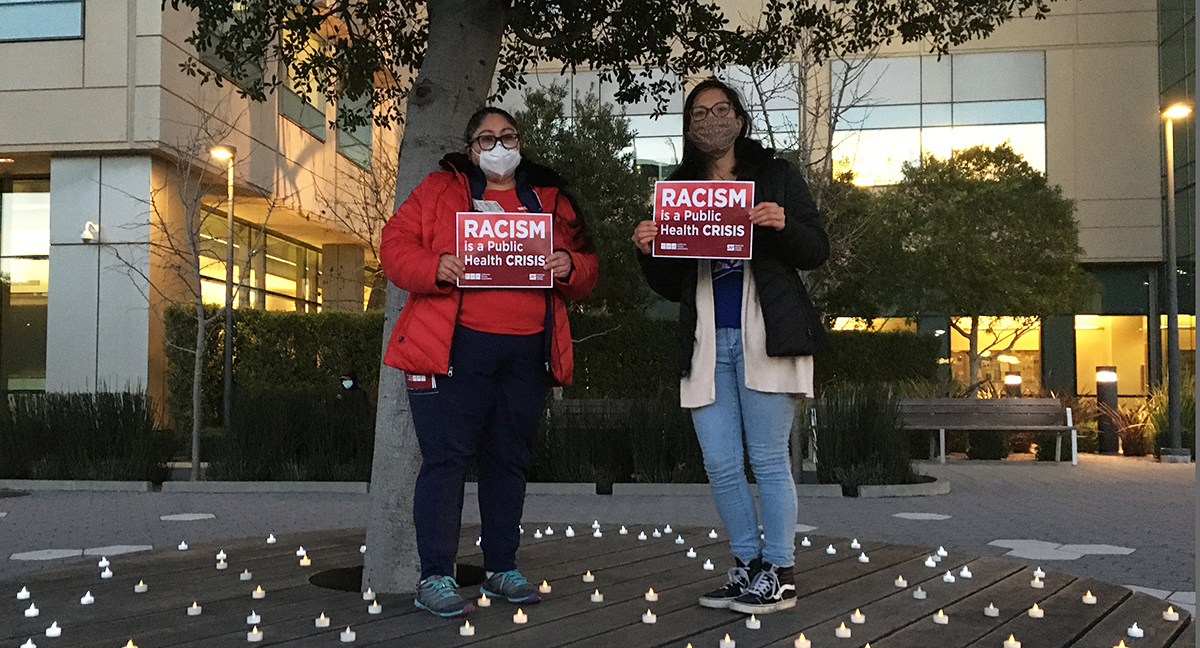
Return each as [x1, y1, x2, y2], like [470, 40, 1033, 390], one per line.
[321, 243, 365, 312]
[46, 156, 151, 393]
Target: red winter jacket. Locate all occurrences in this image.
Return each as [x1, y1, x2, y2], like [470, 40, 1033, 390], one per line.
[379, 154, 598, 386]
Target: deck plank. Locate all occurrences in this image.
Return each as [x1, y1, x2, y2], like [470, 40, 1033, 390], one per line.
[1069, 591, 1193, 648]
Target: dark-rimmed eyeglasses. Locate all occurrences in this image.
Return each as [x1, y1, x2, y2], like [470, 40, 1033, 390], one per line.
[471, 133, 520, 151]
[689, 101, 734, 122]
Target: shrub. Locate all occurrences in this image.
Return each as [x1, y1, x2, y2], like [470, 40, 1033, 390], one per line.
[965, 431, 1010, 460]
[815, 331, 941, 387]
[813, 384, 920, 496]
[1150, 369, 1196, 460]
[0, 392, 173, 481]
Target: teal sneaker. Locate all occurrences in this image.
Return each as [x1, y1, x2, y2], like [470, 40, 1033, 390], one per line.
[414, 575, 475, 618]
[480, 569, 542, 604]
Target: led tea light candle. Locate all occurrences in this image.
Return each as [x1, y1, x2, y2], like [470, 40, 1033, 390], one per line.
[217, 559, 228, 570]
[340, 627, 356, 643]
[590, 590, 604, 603]
[1027, 604, 1044, 619]
[703, 559, 715, 570]
[984, 603, 1000, 617]
[709, 530, 719, 539]
[368, 602, 381, 614]
[565, 526, 575, 537]
[943, 571, 956, 583]
[1033, 567, 1045, 579]
[296, 547, 307, 557]
[895, 576, 907, 587]
[594, 529, 603, 538]
[247, 626, 263, 642]
[619, 526, 628, 535]
[188, 602, 202, 616]
[475, 537, 481, 547]
[652, 529, 662, 538]
[924, 556, 937, 568]
[545, 526, 554, 535]
[1164, 606, 1180, 621]
[44, 622, 61, 638]
[240, 569, 252, 581]
[719, 634, 736, 648]
[20, 640, 34, 648]
[642, 609, 656, 624]
[460, 620, 475, 636]
[539, 581, 552, 594]
[937, 546, 948, 559]
[1127, 623, 1144, 638]
[1082, 591, 1097, 605]
[252, 586, 266, 599]
[300, 556, 312, 567]
[676, 536, 685, 545]
[645, 588, 658, 602]
[913, 587, 927, 600]
[583, 571, 595, 582]
[266, 534, 276, 544]
[513, 608, 528, 624]
[134, 581, 148, 593]
[835, 622, 852, 638]
[687, 548, 697, 558]
[98, 557, 110, 569]
[664, 525, 673, 533]
[746, 614, 761, 630]
[101, 567, 113, 579]
[826, 545, 837, 555]
[851, 609, 865, 624]
[858, 553, 870, 563]
[477, 593, 491, 607]
[79, 592, 94, 605]
[592, 520, 600, 529]
[638, 531, 647, 541]
[1003, 635, 1021, 648]
[178, 541, 188, 551]
[216, 550, 227, 561]
[359, 545, 366, 553]
[794, 633, 811, 648]
[960, 566, 973, 579]
[534, 530, 543, 539]
[316, 613, 330, 628]
[801, 537, 811, 547]
[1115, 642, 1129, 648]
[933, 610, 949, 625]
[246, 611, 261, 625]
[850, 539, 861, 549]
[18, 586, 30, 599]
[25, 603, 39, 617]
[1030, 576, 1044, 589]
[363, 588, 375, 601]
[123, 642, 137, 648]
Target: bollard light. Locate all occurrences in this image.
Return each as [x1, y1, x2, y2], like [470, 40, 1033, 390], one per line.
[1004, 372, 1022, 398]
[1096, 366, 1119, 454]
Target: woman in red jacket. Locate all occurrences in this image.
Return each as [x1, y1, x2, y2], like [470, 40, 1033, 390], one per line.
[380, 107, 598, 618]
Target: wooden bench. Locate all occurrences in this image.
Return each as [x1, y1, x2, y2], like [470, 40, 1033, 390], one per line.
[899, 397, 1078, 465]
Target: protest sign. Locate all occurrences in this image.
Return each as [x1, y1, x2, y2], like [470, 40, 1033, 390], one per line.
[653, 180, 754, 259]
[456, 212, 554, 288]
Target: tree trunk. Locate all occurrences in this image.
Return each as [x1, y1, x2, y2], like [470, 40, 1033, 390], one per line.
[968, 315, 980, 398]
[191, 302, 206, 481]
[363, 0, 508, 594]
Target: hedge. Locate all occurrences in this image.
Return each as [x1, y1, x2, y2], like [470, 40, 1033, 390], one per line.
[815, 330, 941, 386]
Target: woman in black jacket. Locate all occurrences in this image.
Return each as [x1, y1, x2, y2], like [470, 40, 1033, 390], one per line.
[633, 78, 829, 615]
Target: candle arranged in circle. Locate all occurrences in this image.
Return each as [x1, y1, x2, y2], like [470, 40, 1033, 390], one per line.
[296, 546, 307, 557]
[45, 622, 61, 638]
[1003, 635, 1022, 648]
[593, 529, 602, 538]
[709, 529, 719, 539]
[826, 545, 837, 555]
[216, 550, 227, 561]
[582, 571, 594, 583]
[851, 609, 866, 624]
[266, 534, 276, 544]
[362, 588, 375, 601]
[565, 526, 575, 537]
[17, 586, 30, 600]
[1164, 606, 1180, 621]
[960, 566, 973, 579]
[590, 589, 604, 603]
[477, 593, 490, 607]
[933, 609, 949, 625]
[801, 537, 811, 547]
[642, 609, 656, 624]
[246, 611, 261, 625]
[1028, 604, 1044, 618]
[637, 531, 647, 541]
[686, 548, 697, 558]
[368, 602, 381, 614]
[101, 567, 113, 579]
[1031, 576, 1044, 589]
[178, 541, 188, 551]
[984, 603, 1000, 617]
[746, 614, 761, 630]
[25, 603, 39, 617]
[188, 602, 202, 616]
[217, 559, 227, 570]
[1082, 590, 1097, 605]
[460, 620, 475, 636]
[252, 586, 265, 599]
[858, 553, 870, 563]
[300, 555, 312, 567]
[1127, 623, 1144, 638]
[98, 557, 110, 568]
[943, 571, 956, 583]
[850, 539, 861, 549]
[913, 587, 927, 600]
[80, 591, 94, 605]
[340, 627, 355, 643]
[719, 634, 735, 648]
[240, 569, 252, 581]
[895, 576, 907, 587]
[703, 559, 715, 570]
[619, 526, 628, 534]
[835, 622, 852, 638]
[925, 556, 937, 568]
[676, 535, 685, 544]
[794, 633, 811, 648]
[315, 613, 330, 628]
[538, 580, 551, 594]
[247, 626, 263, 642]
[1033, 567, 1045, 579]
[644, 588, 657, 602]
[134, 580, 148, 593]
[513, 608, 528, 624]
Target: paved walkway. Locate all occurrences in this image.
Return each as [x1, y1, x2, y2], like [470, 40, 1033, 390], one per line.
[1, 454, 1193, 612]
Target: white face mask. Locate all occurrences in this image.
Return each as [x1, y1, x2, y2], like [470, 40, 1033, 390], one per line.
[342, 380, 354, 390]
[477, 145, 522, 181]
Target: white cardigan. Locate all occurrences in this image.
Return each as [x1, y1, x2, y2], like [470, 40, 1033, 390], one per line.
[680, 260, 815, 408]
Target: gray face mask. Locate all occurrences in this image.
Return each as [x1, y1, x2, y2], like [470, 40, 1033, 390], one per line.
[688, 114, 741, 156]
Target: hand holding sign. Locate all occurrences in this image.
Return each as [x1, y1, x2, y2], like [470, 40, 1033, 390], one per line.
[457, 212, 554, 288]
[652, 181, 755, 259]
[749, 201, 786, 231]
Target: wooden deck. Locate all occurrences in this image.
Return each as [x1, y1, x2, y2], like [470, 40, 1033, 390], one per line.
[3, 525, 1192, 647]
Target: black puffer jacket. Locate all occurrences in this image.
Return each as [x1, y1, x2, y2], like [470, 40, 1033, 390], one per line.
[638, 139, 831, 378]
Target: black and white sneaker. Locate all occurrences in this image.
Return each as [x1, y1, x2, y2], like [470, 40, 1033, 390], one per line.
[728, 562, 796, 614]
[698, 557, 761, 609]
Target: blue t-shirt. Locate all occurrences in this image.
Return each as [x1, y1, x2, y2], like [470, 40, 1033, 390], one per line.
[712, 259, 744, 328]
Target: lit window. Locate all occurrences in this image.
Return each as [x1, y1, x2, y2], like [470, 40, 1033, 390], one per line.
[0, 179, 50, 391]
[0, 0, 82, 41]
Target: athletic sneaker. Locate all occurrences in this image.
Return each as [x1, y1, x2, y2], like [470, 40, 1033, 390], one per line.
[728, 562, 796, 614]
[480, 569, 542, 604]
[414, 575, 475, 617]
[698, 557, 761, 609]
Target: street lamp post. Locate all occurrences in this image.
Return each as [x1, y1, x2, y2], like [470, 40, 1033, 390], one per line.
[210, 144, 237, 480]
[1161, 104, 1192, 463]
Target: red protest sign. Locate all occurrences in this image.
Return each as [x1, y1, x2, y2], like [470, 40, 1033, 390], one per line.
[653, 180, 755, 259]
[456, 212, 554, 288]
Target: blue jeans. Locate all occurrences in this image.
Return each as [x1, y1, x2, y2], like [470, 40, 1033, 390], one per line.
[691, 327, 797, 568]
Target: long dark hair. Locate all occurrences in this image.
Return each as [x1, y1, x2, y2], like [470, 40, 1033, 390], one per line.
[462, 106, 521, 146]
[670, 78, 754, 181]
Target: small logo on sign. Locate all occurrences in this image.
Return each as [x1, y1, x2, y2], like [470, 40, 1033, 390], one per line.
[727, 244, 744, 252]
[529, 273, 545, 281]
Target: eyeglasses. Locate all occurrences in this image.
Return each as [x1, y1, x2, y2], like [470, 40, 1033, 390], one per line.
[471, 133, 520, 151]
[689, 101, 734, 122]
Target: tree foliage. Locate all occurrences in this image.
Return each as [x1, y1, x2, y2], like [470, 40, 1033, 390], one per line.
[515, 85, 652, 315]
[171, 0, 1059, 131]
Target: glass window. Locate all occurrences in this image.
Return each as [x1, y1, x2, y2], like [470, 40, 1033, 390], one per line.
[839, 105, 921, 130]
[835, 56, 922, 106]
[1075, 315, 1149, 396]
[948, 317, 1042, 395]
[196, 4, 265, 90]
[627, 114, 682, 138]
[281, 33, 328, 141]
[0, 178, 50, 391]
[922, 103, 953, 127]
[952, 100, 1045, 126]
[0, 0, 82, 41]
[952, 52, 1045, 102]
[337, 91, 373, 169]
[832, 127, 922, 186]
[632, 136, 683, 170]
[198, 211, 321, 311]
[921, 56, 952, 104]
[722, 64, 800, 111]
